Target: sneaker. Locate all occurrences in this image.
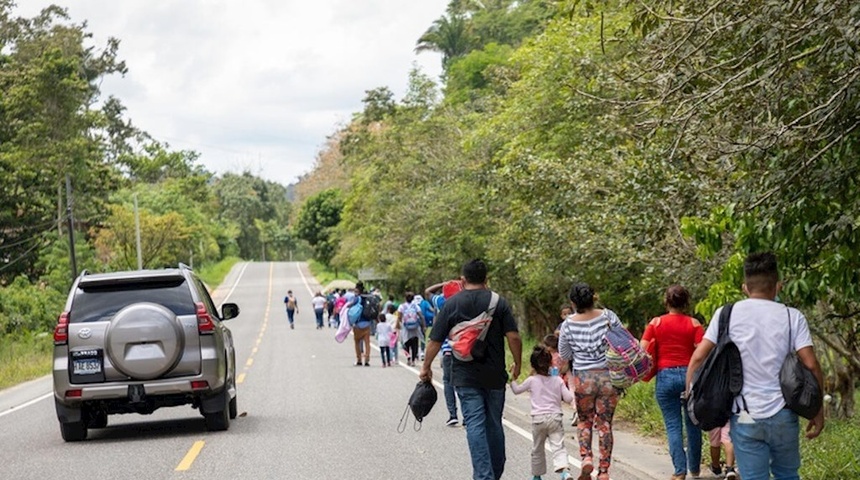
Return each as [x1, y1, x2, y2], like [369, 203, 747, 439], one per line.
[364, 361, 370, 366]
[560, 472, 571, 480]
[290, 323, 294, 329]
[354, 361, 362, 366]
[710, 464, 723, 477]
[724, 467, 737, 479]
[446, 417, 458, 427]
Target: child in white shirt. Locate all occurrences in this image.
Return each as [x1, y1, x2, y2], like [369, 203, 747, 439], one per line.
[511, 344, 574, 480]
[375, 313, 394, 367]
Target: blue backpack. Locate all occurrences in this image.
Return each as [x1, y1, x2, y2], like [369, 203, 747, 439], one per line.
[420, 299, 435, 326]
[347, 301, 363, 326]
[402, 304, 421, 330]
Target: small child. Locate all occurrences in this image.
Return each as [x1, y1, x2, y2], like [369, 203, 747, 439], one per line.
[385, 304, 399, 364]
[510, 345, 573, 480]
[543, 334, 575, 427]
[542, 334, 569, 381]
[554, 304, 572, 336]
[709, 422, 738, 479]
[376, 313, 393, 367]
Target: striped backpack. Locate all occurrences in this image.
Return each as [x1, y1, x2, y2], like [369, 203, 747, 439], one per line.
[605, 315, 654, 389]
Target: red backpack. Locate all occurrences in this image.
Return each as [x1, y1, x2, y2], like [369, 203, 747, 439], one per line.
[448, 292, 499, 362]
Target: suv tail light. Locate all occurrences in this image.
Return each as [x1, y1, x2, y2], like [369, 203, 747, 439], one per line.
[54, 312, 70, 345]
[196, 302, 215, 334]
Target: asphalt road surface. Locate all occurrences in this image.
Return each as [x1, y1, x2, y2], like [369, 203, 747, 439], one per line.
[0, 262, 669, 480]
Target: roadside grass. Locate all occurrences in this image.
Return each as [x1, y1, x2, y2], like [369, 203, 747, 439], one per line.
[0, 332, 52, 390]
[197, 256, 242, 288]
[506, 334, 540, 383]
[615, 380, 665, 436]
[801, 414, 860, 479]
[307, 260, 357, 288]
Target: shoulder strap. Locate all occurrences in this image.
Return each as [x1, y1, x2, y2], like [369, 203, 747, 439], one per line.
[785, 306, 792, 351]
[717, 303, 734, 341]
[487, 291, 499, 315]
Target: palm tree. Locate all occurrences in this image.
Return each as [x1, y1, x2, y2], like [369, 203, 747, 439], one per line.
[415, 14, 473, 70]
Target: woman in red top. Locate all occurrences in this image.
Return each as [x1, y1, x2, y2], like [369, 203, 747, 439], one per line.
[640, 285, 704, 480]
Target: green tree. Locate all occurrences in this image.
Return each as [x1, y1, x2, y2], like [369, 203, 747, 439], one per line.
[627, 0, 860, 417]
[295, 189, 343, 267]
[0, 3, 125, 281]
[416, 13, 473, 70]
[213, 172, 291, 260]
[92, 204, 192, 270]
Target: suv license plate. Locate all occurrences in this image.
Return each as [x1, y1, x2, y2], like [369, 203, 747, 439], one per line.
[73, 358, 102, 375]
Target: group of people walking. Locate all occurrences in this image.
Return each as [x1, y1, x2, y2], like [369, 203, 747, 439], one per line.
[292, 251, 824, 480]
[421, 253, 823, 480]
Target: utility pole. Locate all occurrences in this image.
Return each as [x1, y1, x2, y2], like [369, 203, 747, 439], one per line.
[134, 193, 143, 270]
[65, 175, 77, 281]
[57, 185, 63, 238]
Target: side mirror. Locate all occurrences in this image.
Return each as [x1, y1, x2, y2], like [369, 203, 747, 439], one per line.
[222, 303, 240, 320]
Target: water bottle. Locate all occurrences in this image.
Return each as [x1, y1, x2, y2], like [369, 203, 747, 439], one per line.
[550, 366, 559, 376]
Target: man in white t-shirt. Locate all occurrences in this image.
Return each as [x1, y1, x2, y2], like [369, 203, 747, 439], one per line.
[686, 252, 824, 480]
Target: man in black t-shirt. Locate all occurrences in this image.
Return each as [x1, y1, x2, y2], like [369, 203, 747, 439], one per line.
[420, 259, 522, 480]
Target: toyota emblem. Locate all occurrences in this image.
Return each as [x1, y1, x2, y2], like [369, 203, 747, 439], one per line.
[78, 328, 92, 339]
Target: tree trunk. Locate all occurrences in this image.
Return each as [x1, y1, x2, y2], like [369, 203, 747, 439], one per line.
[833, 361, 856, 419]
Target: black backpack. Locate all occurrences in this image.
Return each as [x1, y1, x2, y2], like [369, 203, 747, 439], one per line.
[359, 294, 380, 321]
[687, 303, 746, 431]
[397, 381, 438, 432]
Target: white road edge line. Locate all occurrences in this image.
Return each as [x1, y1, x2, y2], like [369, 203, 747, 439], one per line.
[0, 392, 52, 419]
[295, 262, 315, 297]
[218, 261, 249, 309]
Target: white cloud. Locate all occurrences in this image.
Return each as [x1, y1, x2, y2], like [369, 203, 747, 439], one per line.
[14, 1, 447, 186]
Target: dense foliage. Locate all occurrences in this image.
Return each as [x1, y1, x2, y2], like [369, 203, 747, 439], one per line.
[294, 0, 860, 416]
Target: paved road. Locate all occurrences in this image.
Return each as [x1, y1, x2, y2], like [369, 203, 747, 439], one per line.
[0, 262, 674, 480]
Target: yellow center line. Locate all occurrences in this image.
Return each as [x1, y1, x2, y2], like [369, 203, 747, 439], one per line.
[237, 373, 246, 384]
[175, 440, 205, 471]
[246, 358, 254, 367]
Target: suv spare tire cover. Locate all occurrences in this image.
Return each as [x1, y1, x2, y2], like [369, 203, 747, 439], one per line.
[106, 302, 186, 380]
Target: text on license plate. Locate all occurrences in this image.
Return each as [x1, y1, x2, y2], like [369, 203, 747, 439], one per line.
[73, 358, 102, 375]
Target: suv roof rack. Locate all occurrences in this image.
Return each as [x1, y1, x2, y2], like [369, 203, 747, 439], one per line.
[179, 262, 192, 271]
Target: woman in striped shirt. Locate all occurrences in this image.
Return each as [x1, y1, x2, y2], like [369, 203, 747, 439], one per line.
[558, 282, 621, 480]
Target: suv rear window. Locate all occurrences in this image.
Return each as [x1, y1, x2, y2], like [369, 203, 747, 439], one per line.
[69, 279, 196, 323]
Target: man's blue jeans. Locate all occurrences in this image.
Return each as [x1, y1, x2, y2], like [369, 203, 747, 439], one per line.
[442, 354, 458, 419]
[655, 367, 702, 476]
[730, 409, 801, 480]
[456, 386, 506, 480]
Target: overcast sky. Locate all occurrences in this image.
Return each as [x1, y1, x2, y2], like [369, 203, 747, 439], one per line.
[15, 1, 448, 186]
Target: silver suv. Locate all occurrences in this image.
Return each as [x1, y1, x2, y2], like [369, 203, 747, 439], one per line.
[52, 264, 239, 441]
